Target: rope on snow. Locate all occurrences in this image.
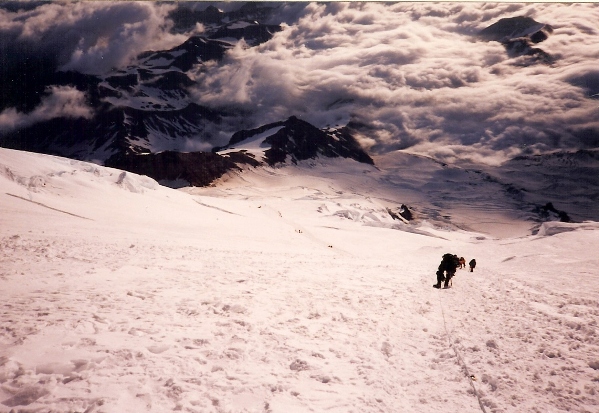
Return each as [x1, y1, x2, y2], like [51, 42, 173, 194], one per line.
[438, 294, 488, 413]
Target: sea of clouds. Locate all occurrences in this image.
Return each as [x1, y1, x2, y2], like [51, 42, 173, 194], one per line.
[1, 2, 598, 165]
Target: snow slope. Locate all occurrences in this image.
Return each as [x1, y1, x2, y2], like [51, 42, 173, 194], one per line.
[1, 147, 598, 413]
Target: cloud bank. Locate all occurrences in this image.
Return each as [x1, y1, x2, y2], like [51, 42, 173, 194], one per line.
[189, 2, 599, 165]
[0, 1, 185, 74]
[1, 2, 598, 165]
[0, 86, 92, 133]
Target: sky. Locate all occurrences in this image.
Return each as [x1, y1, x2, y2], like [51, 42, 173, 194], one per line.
[1, 147, 599, 412]
[1, 2, 599, 165]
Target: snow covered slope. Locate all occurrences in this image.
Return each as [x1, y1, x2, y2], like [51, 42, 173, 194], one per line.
[1, 148, 598, 413]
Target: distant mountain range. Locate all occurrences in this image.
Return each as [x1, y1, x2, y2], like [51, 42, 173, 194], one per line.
[0, 3, 283, 163]
[106, 116, 373, 187]
[0, 2, 376, 186]
[1, 2, 592, 225]
[0, 4, 557, 164]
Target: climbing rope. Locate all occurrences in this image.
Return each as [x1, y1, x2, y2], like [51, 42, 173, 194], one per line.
[438, 294, 488, 413]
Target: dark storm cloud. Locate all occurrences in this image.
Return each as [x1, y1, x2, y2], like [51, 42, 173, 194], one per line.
[189, 2, 599, 165]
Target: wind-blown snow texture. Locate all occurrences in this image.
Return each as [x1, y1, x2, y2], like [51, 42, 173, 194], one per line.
[1, 148, 598, 413]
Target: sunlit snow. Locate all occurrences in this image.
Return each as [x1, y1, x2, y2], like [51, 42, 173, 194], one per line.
[1, 148, 598, 413]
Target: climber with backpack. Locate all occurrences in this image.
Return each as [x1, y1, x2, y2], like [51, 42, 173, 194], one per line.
[433, 253, 460, 289]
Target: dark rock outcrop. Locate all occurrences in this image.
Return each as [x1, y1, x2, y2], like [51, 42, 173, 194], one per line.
[138, 36, 232, 72]
[209, 23, 283, 46]
[104, 115, 373, 187]
[168, 3, 279, 34]
[478, 16, 554, 64]
[533, 202, 571, 223]
[387, 204, 413, 222]
[105, 150, 261, 187]
[219, 116, 374, 166]
[479, 16, 553, 43]
[0, 102, 224, 161]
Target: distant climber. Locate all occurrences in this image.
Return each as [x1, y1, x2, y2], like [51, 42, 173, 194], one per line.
[434, 253, 460, 289]
[469, 259, 477, 272]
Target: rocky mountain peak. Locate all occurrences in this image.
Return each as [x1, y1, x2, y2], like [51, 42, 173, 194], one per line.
[104, 116, 373, 188]
[478, 16, 554, 64]
[479, 16, 552, 43]
[218, 116, 373, 167]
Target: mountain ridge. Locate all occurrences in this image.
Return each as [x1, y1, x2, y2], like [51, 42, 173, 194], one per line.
[0, 5, 597, 225]
[105, 115, 374, 187]
[217, 116, 374, 166]
[0, 3, 285, 162]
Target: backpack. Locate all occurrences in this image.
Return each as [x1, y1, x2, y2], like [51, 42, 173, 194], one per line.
[441, 253, 459, 271]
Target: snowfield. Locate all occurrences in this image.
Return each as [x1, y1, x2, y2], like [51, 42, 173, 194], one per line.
[1, 147, 598, 413]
